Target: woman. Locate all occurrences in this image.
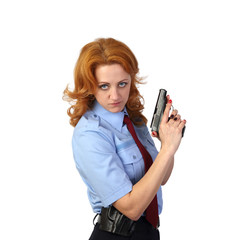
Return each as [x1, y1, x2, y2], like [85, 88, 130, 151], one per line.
[63, 38, 186, 240]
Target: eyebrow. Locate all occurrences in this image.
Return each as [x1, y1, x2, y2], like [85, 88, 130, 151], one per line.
[98, 79, 130, 84]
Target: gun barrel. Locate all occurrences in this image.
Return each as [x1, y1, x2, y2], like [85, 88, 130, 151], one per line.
[150, 89, 167, 133]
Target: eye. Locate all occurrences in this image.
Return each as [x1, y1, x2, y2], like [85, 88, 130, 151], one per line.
[99, 84, 109, 90]
[119, 82, 127, 88]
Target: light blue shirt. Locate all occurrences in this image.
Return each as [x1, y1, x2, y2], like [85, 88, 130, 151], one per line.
[72, 101, 163, 214]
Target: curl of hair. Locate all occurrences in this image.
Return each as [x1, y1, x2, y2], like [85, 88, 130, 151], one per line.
[63, 38, 147, 127]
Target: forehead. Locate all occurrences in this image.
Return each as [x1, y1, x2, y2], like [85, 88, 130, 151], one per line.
[95, 64, 130, 82]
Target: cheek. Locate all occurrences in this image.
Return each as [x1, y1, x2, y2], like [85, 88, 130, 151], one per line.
[125, 85, 131, 98]
[94, 91, 106, 103]
[94, 91, 100, 101]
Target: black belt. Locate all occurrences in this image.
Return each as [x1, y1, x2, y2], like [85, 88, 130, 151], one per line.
[96, 205, 160, 237]
[97, 206, 136, 237]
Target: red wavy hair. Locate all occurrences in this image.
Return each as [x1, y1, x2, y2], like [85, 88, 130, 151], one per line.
[63, 38, 147, 127]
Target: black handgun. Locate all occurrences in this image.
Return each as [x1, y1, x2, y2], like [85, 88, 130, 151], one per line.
[150, 89, 185, 137]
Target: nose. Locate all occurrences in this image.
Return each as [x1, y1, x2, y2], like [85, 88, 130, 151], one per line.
[110, 87, 120, 101]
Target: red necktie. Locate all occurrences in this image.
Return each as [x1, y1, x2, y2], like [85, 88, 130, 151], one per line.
[123, 115, 159, 228]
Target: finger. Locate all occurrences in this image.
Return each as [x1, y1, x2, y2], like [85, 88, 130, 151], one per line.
[172, 115, 182, 128]
[178, 119, 186, 130]
[151, 131, 158, 137]
[162, 99, 172, 123]
[169, 109, 178, 119]
[168, 113, 180, 123]
[173, 114, 181, 121]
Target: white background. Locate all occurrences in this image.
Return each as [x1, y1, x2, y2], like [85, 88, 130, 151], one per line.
[0, 0, 239, 239]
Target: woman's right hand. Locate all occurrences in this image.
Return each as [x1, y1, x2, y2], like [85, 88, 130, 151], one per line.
[155, 96, 186, 156]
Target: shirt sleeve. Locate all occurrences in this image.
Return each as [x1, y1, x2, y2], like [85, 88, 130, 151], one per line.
[72, 127, 133, 207]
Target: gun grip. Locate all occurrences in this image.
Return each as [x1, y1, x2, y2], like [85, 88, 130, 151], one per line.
[182, 126, 186, 138]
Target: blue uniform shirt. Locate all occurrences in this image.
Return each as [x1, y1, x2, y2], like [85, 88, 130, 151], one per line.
[72, 101, 163, 214]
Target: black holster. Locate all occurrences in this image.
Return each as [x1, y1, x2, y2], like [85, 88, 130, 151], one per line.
[98, 205, 136, 237]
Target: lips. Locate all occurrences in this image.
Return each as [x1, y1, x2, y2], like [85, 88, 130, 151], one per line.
[109, 102, 121, 106]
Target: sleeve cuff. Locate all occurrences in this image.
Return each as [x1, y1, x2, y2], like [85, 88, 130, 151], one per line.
[102, 181, 133, 207]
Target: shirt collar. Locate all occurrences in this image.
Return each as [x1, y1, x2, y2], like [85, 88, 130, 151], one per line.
[92, 100, 128, 132]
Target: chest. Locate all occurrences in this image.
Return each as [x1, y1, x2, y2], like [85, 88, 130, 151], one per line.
[113, 126, 158, 184]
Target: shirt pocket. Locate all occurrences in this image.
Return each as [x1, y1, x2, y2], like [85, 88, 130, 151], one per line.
[117, 144, 144, 184]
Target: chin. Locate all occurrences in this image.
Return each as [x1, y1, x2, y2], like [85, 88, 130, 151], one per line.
[108, 105, 125, 113]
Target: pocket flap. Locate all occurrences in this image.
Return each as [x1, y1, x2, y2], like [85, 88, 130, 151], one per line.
[117, 141, 142, 164]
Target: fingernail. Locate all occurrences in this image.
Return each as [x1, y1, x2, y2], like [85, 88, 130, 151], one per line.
[152, 132, 156, 136]
[174, 117, 178, 121]
[170, 114, 174, 119]
[168, 99, 172, 103]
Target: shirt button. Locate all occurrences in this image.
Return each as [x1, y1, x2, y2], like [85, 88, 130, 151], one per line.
[133, 155, 137, 159]
[93, 114, 97, 118]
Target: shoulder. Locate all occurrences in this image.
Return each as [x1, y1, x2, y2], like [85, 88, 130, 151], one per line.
[135, 123, 156, 147]
[74, 110, 99, 132]
[134, 122, 149, 136]
[73, 110, 114, 146]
